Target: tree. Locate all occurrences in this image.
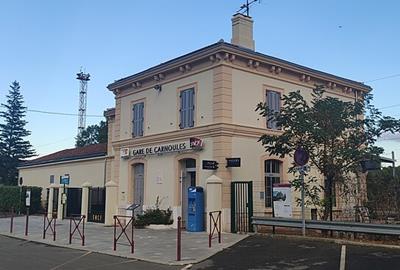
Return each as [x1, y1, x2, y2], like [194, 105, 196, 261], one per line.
[256, 85, 400, 220]
[366, 166, 400, 220]
[75, 120, 108, 147]
[0, 81, 35, 185]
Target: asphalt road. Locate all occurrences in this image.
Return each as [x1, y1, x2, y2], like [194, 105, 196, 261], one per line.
[1, 234, 400, 270]
[0, 235, 180, 270]
[193, 235, 400, 270]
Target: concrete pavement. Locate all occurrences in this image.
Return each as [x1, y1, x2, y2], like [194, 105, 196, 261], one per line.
[0, 215, 246, 265]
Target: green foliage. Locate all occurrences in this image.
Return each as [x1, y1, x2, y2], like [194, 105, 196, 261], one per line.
[136, 208, 173, 225]
[256, 85, 400, 220]
[0, 81, 36, 185]
[366, 166, 400, 220]
[0, 186, 21, 212]
[75, 120, 108, 147]
[134, 196, 173, 226]
[0, 185, 42, 214]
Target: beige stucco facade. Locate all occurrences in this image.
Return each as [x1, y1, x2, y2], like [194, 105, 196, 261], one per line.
[106, 30, 371, 230]
[18, 14, 371, 230]
[18, 156, 108, 201]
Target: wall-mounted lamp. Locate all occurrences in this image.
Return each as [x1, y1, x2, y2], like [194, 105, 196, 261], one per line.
[154, 84, 162, 92]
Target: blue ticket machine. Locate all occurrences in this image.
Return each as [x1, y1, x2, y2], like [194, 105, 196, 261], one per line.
[187, 186, 204, 232]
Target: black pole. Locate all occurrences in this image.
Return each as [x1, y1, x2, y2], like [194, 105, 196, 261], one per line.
[271, 179, 275, 234]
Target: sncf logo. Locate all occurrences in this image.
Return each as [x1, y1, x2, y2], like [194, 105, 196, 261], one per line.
[190, 137, 203, 149]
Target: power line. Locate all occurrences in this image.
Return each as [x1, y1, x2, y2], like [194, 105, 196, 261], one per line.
[27, 109, 103, 118]
[363, 73, 400, 83]
[378, 104, 400, 110]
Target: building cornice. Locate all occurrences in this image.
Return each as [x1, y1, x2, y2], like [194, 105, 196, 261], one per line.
[107, 41, 371, 98]
[111, 123, 280, 149]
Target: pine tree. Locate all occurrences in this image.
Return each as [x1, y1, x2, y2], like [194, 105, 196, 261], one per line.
[0, 81, 35, 185]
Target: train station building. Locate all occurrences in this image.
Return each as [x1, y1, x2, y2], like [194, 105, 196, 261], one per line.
[18, 13, 371, 232]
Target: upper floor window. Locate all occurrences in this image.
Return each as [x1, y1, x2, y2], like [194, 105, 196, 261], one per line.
[265, 159, 282, 207]
[49, 175, 54, 184]
[266, 90, 281, 130]
[179, 88, 195, 129]
[132, 102, 144, 137]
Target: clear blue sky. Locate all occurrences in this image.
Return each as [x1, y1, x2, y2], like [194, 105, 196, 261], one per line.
[0, 0, 399, 160]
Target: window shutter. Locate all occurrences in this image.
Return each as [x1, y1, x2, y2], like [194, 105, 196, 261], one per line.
[266, 90, 280, 129]
[132, 105, 136, 135]
[132, 102, 144, 137]
[188, 88, 194, 127]
[138, 102, 144, 136]
[267, 91, 273, 129]
[180, 90, 186, 128]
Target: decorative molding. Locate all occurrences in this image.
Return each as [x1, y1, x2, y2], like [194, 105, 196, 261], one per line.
[109, 44, 370, 99]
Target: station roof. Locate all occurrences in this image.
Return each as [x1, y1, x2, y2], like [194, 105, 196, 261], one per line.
[19, 143, 107, 168]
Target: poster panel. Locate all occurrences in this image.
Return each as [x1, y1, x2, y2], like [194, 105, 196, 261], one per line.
[273, 184, 292, 218]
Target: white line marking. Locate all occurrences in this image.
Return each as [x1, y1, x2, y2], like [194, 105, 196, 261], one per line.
[49, 251, 92, 270]
[340, 245, 346, 270]
[181, 264, 193, 270]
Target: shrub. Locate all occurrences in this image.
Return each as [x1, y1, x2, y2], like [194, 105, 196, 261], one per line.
[0, 186, 20, 212]
[136, 208, 173, 225]
[0, 186, 43, 214]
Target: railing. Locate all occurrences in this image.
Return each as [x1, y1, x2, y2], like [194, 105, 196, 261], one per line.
[252, 216, 400, 236]
[69, 215, 85, 246]
[43, 212, 57, 241]
[209, 211, 222, 248]
[113, 215, 134, 253]
[177, 216, 182, 261]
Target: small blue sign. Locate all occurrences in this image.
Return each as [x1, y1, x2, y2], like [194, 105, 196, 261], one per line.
[60, 177, 70, 185]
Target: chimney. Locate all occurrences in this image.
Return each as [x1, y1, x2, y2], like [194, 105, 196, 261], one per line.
[231, 13, 255, 50]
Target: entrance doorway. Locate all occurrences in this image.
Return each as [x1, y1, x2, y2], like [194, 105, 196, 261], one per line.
[133, 163, 145, 216]
[180, 158, 196, 227]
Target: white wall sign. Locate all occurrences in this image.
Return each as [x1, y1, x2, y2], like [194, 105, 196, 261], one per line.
[121, 137, 203, 159]
[25, 190, 31, 207]
[273, 184, 292, 218]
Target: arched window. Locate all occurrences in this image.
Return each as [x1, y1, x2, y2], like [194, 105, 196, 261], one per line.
[264, 160, 282, 207]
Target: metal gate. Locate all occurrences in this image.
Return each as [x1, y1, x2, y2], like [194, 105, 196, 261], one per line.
[66, 188, 82, 218]
[88, 187, 106, 223]
[231, 181, 253, 233]
[53, 188, 59, 213]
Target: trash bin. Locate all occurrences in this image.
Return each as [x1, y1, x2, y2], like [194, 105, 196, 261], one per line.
[187, 186, 204, 232]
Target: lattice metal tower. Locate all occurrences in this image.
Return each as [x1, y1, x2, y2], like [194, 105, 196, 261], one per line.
[76, 70, 90, 135]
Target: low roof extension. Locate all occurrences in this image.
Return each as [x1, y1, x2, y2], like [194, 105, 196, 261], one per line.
[19, 143, 107, 168]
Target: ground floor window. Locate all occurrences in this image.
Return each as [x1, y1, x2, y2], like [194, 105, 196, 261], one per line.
[265, 159, 281, 207]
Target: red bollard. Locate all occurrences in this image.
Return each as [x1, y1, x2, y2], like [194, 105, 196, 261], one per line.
[177, 216, 181, 261]
[53, 218, 57, 241]
[25, 207, 29, 236]
[43, 214, 46, 239]
[10, 207, 14, 233]
[113, 216, 116, 251]
[82, 215, 85, 246]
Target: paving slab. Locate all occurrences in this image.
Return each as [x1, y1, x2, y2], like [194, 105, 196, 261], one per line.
[0, 216, 246, 265]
